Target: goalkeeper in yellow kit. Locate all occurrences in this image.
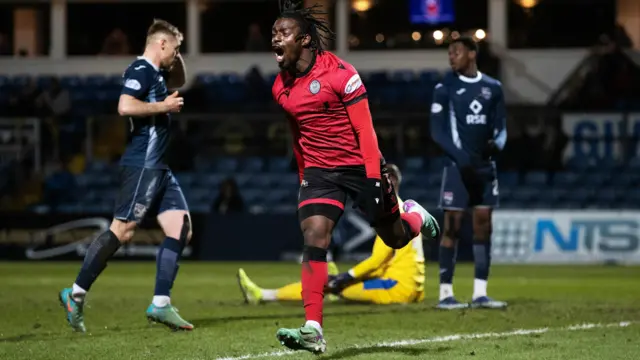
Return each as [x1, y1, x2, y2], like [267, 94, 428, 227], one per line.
[237, 164, 436, 305]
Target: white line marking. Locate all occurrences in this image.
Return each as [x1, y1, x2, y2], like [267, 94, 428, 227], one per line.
[213, 321, 633, 360]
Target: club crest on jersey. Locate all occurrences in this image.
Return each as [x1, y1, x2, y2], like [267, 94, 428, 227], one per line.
[133, 203, 147, 220]
[309, 80, 321, 94]
[443, 191, 454, 205]
[481, 87, 492, 100]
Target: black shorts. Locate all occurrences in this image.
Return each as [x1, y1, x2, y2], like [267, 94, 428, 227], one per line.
[298, 166, 400, 225]
[113, 166, 188, 223]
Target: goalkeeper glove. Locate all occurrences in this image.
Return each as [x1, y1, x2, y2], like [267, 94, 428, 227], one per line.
[327, 272, 355, 294]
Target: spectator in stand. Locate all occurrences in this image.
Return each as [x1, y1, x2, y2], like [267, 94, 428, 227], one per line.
[100, 28, 131, 55]
[245, 23, 267, 52]
[35, 77, 72, 161]
[8, 78, 40, 116]
[211, 178, 245, 215]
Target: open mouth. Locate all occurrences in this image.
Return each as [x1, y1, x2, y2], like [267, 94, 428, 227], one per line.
[273, 46, 285, 63]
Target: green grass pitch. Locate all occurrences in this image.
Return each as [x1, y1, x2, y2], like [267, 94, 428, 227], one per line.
[1, 262, 639, 360]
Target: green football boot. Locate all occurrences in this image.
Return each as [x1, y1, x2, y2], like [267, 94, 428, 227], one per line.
[276, 324, 327, 354]
[58, 288, 86, 333]
[146, 303, 194, 331]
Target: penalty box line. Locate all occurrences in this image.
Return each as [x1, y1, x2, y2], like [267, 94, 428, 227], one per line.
[213, 321, 634, 360]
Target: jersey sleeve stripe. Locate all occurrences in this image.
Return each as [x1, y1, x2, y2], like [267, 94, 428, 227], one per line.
[343, 93, 368, 107]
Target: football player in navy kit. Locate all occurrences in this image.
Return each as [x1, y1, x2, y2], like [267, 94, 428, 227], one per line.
[58, 19, 194, 332]
[430, 36, 508, 310]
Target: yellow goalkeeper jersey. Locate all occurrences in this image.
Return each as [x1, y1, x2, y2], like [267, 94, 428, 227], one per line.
[348, 199, 426, 292]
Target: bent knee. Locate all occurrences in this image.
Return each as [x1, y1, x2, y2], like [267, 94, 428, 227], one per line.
[303, 226, 331, 249]
[473, 212, 493, 240]
[110, 220, 136, 243]
[442, 212, 463, 246]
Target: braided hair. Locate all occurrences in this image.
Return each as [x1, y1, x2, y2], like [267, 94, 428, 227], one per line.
[278, 0, 336, 53]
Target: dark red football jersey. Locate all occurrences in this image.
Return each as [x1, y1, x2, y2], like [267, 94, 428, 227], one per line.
[272, 51, 372, 176]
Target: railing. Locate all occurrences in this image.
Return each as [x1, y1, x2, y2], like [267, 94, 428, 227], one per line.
[0, 118, 41, 174]
[83, 106, 554, 166]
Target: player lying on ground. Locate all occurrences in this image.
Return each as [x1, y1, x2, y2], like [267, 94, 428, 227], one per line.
[270, 1, 439, 354]
[58, 19, 194, 332]
[238, 164, 426, 305]
[430, 36, 507, 310]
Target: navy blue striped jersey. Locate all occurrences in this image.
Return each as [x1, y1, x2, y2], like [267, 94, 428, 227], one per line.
[429, 71, 507, 167]
[119, 57, 171, 169]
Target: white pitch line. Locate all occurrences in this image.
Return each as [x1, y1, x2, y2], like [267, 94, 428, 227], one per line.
[213, 321, 633, 360]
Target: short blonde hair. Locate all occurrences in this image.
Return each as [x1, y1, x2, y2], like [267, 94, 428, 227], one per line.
[146, 19, 183, 44]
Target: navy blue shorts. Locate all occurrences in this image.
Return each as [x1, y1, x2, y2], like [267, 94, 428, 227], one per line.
[438, 163, 499, 210]
[113, 166, 188, 223]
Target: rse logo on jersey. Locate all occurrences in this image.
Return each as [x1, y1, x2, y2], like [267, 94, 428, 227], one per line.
[466, 99, 486, 125]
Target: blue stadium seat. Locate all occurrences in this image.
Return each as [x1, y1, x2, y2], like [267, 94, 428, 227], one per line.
[247, 174, 274, 189]
[85, 75, 109, 88]
[88, 173, 115, 188]
[367, 71, 388, 85]
[37, 75, 55, 89]
[498, 171, 519, 187]
[267, 157, 291, 172]
[265, 72, 278, 85]
[426, 173, 441, 187]
[264, 189, 294, 204]
[175, 173, 195, 188]
[196, 73, 217, 85]
[403, 188, 428, 201]
[84, 203, 112, 214]
[391, 70, 415, 83]
[233, 174, 252, 188]
[399, 173, 417, 187]
[242, 189, 264, 203]
[190, 203, 210, 214]
[60, 75, 83, 88]
[565, 156, 598, 172]
[629, 157, 640, 170]
[198, 173, 225, 188]
[553, 172, 581, 187]
[0, 75, 9, 88]
[11, 74, 31, 88]
[610, 174, 633, 187]
[85, 160, 111, 173]
[511, 187, 539, 202]
[404, 157, 424, 171]
[107, 74, 122, 87]
[548, 188, 568, 202]
[523, 171, 547, 186]
[187, 188, 211, 203]
[57, 203, 82, 213]
[239, 157, 264, 173]
[560, 201, 584, 209]
[404, 81, 430, 103]
[418, 70, 441, 84]
[279, 174, 299, 189]
[582, 173, 610, 187]
[215, 157, 239, 173]
[427, 157, 448, 173]
[564, 188, 594, 202]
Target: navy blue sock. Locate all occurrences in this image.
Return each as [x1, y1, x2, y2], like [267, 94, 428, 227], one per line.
[75, 230, 121, 291]
[154, 237, 182, 297]
[473, 240, 491, 280]
[172, 239, 187, 283]
[438, 245, 456, 285]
